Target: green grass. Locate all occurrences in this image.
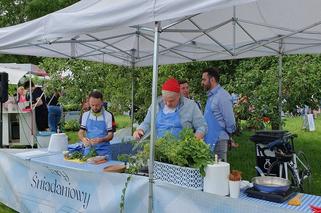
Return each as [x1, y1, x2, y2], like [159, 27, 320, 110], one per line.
[229, 116, 321, 195]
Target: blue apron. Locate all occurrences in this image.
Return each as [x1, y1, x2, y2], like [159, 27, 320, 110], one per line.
[204, 90, 222, 151]
[84, 111, 111, 157]
[156, 107, 182, 138]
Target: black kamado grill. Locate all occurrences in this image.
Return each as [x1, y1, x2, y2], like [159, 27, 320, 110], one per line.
[250, 130, 296, 176]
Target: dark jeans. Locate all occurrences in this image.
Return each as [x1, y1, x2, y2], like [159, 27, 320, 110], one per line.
[48, 105, 62, 132]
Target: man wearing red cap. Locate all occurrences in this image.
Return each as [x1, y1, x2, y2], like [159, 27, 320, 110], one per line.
[133, 78, 207, 140]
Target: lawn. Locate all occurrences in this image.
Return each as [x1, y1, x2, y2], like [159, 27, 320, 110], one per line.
[229, 116, 321, 195]
[1, 115, 320, 211]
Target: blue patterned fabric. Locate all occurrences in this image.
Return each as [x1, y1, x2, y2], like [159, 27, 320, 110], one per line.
[153, 161, 203, 190]
[240, 190, 321, 212]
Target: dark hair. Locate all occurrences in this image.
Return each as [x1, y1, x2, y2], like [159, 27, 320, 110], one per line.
[178, 79, 188, 85]
[23, 80, 35, 89]
[202, 67, 220, 83]
[89, 91, 103, 100]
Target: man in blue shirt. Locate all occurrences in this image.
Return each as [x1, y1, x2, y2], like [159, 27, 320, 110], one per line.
[202, 68, 236, 162]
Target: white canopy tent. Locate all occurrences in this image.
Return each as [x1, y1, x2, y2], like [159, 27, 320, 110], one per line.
[0, 67, 27, 85]
[1, 0, 321, 211]
[1, 0, 321, 65]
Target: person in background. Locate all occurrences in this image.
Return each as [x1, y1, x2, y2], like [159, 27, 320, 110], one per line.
[78, 91, 114, 157]
[24, 81, 48, 131]
[133, 78, 207, 140]
[201, 68, 236, 162]
[17, 86, 27, 103]
[46, 90, 62, 133]
[178, 79, 202, 110]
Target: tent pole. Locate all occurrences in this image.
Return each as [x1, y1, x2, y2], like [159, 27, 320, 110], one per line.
[278, 40, 283, 130]
[130, 49, 136, 135]
[148, 21, 160, 213]
[29, 75, 34, 148]
[233, 6, 236, 55]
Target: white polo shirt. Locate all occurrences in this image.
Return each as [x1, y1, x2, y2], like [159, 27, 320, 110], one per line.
[80, 109, 113, 132]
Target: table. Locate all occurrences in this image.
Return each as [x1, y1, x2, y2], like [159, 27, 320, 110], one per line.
[240, 190, 321, 212]
[1, 149, 320, 213]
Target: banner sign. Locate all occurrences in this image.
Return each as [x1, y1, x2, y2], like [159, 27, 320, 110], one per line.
[0, 150, 148, 212]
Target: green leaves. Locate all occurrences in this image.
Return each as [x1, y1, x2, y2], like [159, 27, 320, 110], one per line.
[153, 128, 212, 176]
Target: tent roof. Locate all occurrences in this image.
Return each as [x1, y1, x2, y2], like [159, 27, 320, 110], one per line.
[0, 66, 28, 85]
[0, 64, 48, 84]
[1, 0, 321, 66]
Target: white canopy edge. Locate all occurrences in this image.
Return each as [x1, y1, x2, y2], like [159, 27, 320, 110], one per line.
[2, 0, 321, 67]
[0, 66, 28, 85]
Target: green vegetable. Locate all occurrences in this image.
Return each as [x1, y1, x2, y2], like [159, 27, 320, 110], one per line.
[66, 147, 97, 162]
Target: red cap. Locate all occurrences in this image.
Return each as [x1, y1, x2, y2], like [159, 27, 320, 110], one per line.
[162, 78, 180, 93]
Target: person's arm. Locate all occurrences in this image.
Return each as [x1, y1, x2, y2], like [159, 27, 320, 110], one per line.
[32, 88, 45, 107]
[219, 94, 236, 135]
[79, 112, 90, 146]
[133, 105, 152, 140]
[191, 102, 207, 139]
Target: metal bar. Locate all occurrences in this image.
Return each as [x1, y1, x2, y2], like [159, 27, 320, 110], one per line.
[77, 42, 130, 62]
[132, 26, 154, 33]
[0, 102, 2, 148]
[188, 18, 234, 56]
[139, 33, 194, 61]
[130, 49, 136, 135]
[284, 43, 321, 54]
[233, 6, 236, 54]
[148, 21, 161, 213]
[54, 32, 137, 44]
[236, 20, 321, 55]
[235, 20, 279, 53]
[162, 14, 199, 31]
[86, 34, 132, 57]
[35, 44, 71, 58]
[238, 18, 321, 35]
[278, 40, 283, 130]
[138, 32, 229, 61]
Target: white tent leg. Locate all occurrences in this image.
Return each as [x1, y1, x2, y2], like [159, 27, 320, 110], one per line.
[130, 49, 136, 134]
[148, 21, 160, 213]
[29, 76, 34, 148]
[278, 40, 283, 130]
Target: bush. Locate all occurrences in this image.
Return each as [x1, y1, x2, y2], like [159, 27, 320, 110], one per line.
[62, 119, 80, 131]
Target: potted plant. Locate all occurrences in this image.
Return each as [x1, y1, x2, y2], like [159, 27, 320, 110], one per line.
[228, 170, 242, 198]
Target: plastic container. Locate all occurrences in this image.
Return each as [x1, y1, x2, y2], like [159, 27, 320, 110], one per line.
[37, 131, 55, 148]
[48, 133, 68, 152]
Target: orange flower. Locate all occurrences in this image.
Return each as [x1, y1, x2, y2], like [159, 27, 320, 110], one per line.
[262, 117, 270, 123]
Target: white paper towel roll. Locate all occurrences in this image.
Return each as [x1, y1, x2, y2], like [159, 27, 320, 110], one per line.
[48, 133, 68, 152]
[203, 162, 230, 196]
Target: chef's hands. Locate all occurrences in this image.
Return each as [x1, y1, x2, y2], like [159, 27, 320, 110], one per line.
[82, 137, 91, 147]
[133, 129, 144, 140]
[82, 137, 102, 146]
[89, 138, 102, 145]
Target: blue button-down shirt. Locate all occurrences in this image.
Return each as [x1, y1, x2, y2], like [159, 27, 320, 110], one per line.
[207, 84, 236, 140]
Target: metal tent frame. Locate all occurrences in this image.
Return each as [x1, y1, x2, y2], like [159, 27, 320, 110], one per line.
[2, 1, 321, 212]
